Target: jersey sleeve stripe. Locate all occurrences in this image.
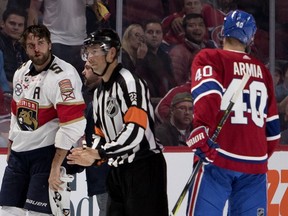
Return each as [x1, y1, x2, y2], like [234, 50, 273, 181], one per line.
[266, 115, 280, 139]
[124, 106, 147, 129]
[267, 134, 281, 141]
[191, 79, 223, 103]
[38, 106, 58, 127]
[56, 103, 86, 123]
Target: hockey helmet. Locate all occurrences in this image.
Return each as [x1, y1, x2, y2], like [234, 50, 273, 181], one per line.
[81, 28, 121, 61]
[223, 10, 257, 45]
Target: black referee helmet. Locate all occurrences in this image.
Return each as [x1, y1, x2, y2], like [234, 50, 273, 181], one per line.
[83, 28, 121, 52]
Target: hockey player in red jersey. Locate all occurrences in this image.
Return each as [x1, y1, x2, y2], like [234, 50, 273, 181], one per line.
[186, 10, 280, 215]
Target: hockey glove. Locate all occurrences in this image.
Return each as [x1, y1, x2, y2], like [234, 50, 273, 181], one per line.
[186, 126, 219, 164]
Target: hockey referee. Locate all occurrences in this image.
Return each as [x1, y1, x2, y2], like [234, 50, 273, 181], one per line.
[67, 28, 169, 216]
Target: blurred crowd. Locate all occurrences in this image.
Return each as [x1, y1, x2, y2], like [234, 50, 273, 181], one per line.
[0, 0, 288, 147]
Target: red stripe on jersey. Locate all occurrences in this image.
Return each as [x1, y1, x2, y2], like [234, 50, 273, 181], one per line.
[38, 105, 57, 127]
[56, 103, 86, 124]
[124, 106, 147, 129]
[11, 99, 17, 115]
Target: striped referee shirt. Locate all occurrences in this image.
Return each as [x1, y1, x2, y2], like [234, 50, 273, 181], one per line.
[92, 64, 163, 167]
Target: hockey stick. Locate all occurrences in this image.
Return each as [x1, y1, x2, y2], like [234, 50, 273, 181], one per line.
[170, 73, 250, 216]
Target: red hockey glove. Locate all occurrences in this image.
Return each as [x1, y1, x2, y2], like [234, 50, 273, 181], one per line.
[186, 126, 219, 164]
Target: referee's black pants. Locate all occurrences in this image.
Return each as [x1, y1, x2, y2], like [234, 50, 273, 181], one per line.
[107, 153, 169, 216]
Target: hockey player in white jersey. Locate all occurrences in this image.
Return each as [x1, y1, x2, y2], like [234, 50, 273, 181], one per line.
[0, 25, 86, 216]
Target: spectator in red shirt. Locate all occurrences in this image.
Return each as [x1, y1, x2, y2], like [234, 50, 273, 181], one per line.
[162, 0, 203, 47]
[169, 13, 216, 85]
[162, 0, 233, 49]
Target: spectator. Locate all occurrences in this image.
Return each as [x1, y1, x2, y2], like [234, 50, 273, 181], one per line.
[0, 8, 28, 87]
[28, 0, 87, 77]
[136, 19, 176, 98]
[275, 62, 288, 131]
[156, 92, 193, 146]
[280, 129, 288, 145]
[197, 0, 237, 48]
[81, 61, 110, 216]
[162, 0, 228, 49]
[121, 23, 147, 73]
[0, 50, 12, 93]
[86, 0, 111, 35]
[0, 50, 12, 148]
[266, 60, 283, 88]
[155, 81, 191, 123]
[67, 29, 169, 216]
[0, 24, 86, 215]
[162, 0, 203, 47]
[275, 62, 288, 102]
[0, 87, 11, 148]
[169, 13, 216, 85]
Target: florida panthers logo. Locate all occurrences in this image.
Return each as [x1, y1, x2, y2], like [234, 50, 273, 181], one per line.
[18, 110, 38, 130]
[106, 97, 119, 118]
[17, 99, 39, 131]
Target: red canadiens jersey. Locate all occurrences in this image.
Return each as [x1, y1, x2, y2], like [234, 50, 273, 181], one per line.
[191, 48, 280, 174]
[9, 56, 86, 152]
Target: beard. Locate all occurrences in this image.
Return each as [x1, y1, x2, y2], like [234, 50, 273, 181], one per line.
[29, 51, 51, 66]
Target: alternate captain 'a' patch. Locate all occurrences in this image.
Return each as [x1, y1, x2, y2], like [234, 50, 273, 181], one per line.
[17, 99, 39, 131]
[59, 79, 75, 101]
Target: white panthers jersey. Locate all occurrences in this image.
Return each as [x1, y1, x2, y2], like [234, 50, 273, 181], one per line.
[9, 55, 86, 152]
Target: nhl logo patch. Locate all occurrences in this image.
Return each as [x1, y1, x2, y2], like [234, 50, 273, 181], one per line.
[106, 97, 119, 117]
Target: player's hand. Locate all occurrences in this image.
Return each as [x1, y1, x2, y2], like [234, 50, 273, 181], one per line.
[66, 147, 100, 166]
[49, 167, 64, 191]
[186, 126, 219, 164]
